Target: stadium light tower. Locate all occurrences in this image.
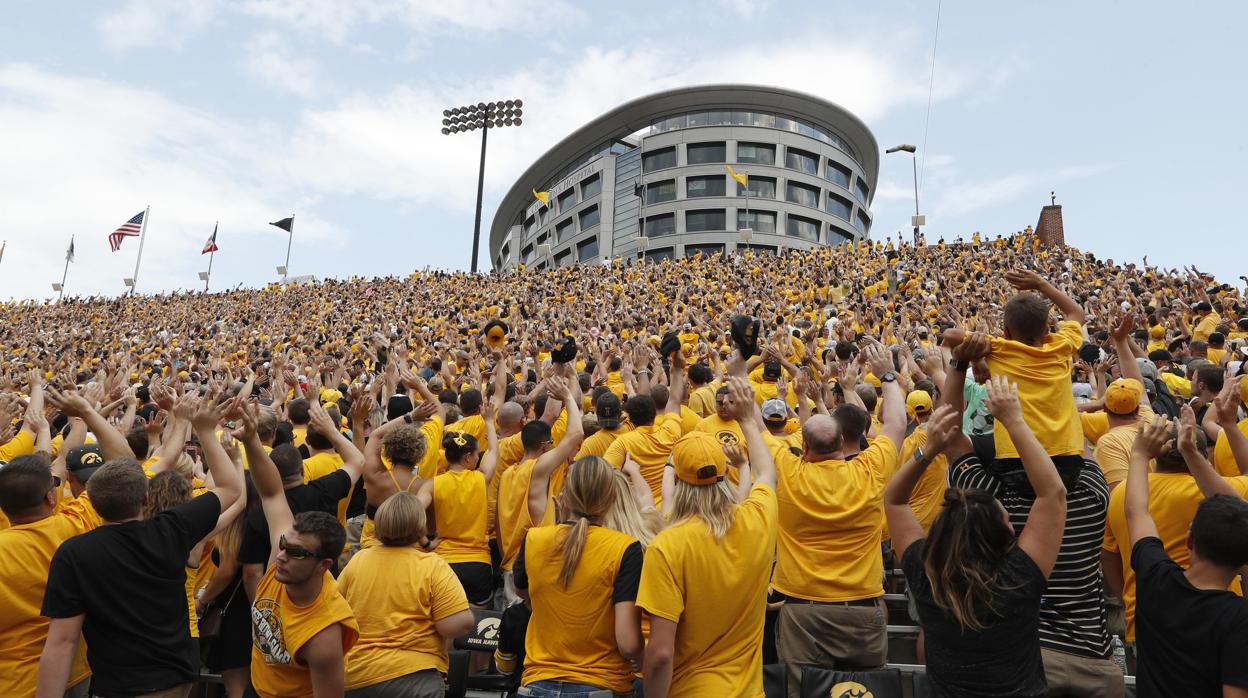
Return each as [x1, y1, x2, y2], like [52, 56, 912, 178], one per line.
[441, 99, 524, 273]
[886, 144, 922, 246]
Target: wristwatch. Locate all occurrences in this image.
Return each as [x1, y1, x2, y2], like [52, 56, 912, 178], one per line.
[914, 446, 931, 466]
[954, 359, 971, 372]
[880, 371, 897, 383]
[403, 413, 414, 424]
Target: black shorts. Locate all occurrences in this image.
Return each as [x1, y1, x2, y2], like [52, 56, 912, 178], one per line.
[451, 562, 494, 606]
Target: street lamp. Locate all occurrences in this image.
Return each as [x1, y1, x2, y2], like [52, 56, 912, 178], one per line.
[442, 98, 524, 273]
[886, 144, 923, 246]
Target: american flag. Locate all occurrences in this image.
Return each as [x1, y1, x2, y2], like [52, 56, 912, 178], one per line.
[202, 224, 219, 255]
[108, 211, 144, 252]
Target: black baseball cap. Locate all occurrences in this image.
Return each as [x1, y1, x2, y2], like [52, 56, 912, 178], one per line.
[596, 393, 623, 430]
[66, 445, 105, 483]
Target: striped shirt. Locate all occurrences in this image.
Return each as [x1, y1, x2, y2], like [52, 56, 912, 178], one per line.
[949, 454, 1112, 659]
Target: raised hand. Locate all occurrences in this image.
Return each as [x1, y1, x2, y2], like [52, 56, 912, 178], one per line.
[1005, 268, 1045, 291]
[1213, 375, 1243, 426]
[1133, 415, 1173, 459]
[411, 400, 438, 422]
[983, 374, 1023, 425]
[724, 376, 757, 422]
[722, 442, 747, 469]
[861, 340, 893, 377]
[1177, 404, 1199, 455]
[923, 404, 962, 455]
[951, 332, 991, 362]
[46, 388, 97, 420]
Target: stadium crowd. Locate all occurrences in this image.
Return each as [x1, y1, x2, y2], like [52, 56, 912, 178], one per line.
[1, 231, 1247, 698]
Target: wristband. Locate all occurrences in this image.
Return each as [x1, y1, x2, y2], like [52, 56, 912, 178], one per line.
[954, 359, 970, 372]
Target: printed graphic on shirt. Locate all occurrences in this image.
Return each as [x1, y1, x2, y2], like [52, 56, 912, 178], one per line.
[252, 599, 292, 665]
[714, 430, 740, 447]
[832, 682, 873, 698]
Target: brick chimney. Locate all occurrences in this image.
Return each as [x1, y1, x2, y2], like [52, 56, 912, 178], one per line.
[1035, 203, 1065, 247]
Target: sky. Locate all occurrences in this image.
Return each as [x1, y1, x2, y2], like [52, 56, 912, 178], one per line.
[1, 0, 1245, 301]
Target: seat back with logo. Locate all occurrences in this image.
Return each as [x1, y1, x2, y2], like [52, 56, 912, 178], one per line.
[453, 608, 503, 652]
[800, 667, 904, 698]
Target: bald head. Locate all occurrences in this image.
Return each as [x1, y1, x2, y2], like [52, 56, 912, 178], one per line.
[802, 415, 842, 455]
[498, 402, 525, 431]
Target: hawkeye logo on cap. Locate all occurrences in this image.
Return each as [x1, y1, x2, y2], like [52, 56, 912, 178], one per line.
[830, 682, 873, 698]
[80, 452, 103, 466]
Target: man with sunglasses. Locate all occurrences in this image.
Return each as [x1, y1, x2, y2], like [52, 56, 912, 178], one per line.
[236, 400, 359, 698]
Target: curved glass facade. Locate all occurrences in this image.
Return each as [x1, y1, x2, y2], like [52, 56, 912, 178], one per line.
[649, 110, 859, 163]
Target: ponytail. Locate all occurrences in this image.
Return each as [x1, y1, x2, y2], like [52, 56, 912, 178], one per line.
[555, 516, 591, 588]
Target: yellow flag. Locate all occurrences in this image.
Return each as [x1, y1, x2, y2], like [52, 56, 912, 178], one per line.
[725, 165, 748, 188]
[532, 188, 550, 206]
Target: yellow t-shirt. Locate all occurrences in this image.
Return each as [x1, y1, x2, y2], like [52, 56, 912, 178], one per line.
[1092, 425, 1139, 488]
[575, 426, 630, 460]
[603, 414, 684, 506]
[636, 484, 778, 698]
[0, 428, 34, 463]
[689, 384, 717, 418]
[302, 451, 348, 524]
[0, 494, 100, 696]
[339, 545, 469, 688]
[487, 432, 526, 539]
[415, 417, 445, 480]
[1159, 372, 1192, 399]
[521, 525, 639, 693]
[695, 414, 745, 453]
[988, 320, 1085, 458]
[497, 459, 556, 570]
[1192, 312, 1221, 343]
[771, 436, 897, 601]
[678, 405, 700, 436]
[899, 427, 949, 533]
[1212, 418, 1248, 477]
[1103, 472, 1248, 641]
[251, 567, 360, 698]
[1079, 412, 1111, 446]
[433, 469, 490, 565]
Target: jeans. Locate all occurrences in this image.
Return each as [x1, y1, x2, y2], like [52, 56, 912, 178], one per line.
[518, 680, 635, 697]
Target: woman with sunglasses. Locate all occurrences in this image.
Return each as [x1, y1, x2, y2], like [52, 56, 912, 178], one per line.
[513, 456, 645, 697]
[338, 491, 475, 697]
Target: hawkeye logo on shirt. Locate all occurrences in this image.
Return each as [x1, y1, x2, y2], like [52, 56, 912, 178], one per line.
[252, 599, 292, 665]
[830, 682, 873, 698]
[715, 431, 740, 447]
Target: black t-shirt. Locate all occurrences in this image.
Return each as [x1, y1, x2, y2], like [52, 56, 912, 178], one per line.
[237, 470, 352, 565]
[42, 493, 221, 695]
[902, 539, 1048, 698]
[1133, 536, 1248, 697]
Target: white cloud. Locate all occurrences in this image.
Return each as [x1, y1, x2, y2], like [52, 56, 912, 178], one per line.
[98, 0, 223, 51]
[243, 33, 322, 98]
[715, 0, 776, 20]
[0, 64, 336, 300]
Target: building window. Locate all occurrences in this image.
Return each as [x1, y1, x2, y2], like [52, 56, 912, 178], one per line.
[555, 219, 573, 242]
[538, 206, 548, 225]
[687, 112, 733, 127]
[557, 189, 576, 213]
[555, 249, 573, 267]
[577, 236, 599, 262]
[786, 181, 820, 208]
[499, 244, 510, 264]
[522, 244, 533, 261]
[523, 217, 535, 239]
[580, 174, 601, 200]
[827, 161, 851, 188]
[737, 210, 777, 233]
[785, 147, 819, 175]
[787, 214, 820, 241]
[829, 224, 854, 244]
[826, 192, 852, 221]
[855, 211, 871, 234]
[737, 176, 776, 199]
[685, 243, 724, 257]
[686, 175, 726, 198]
[643, 147, 677, 172]
[736, 142, 775, 165]
[645, 213, 676, 237]
[578, 205, 600, 230]
[536, 232, 549, 247]
[645, 247, 675, 262]
[687, 142, 726, 164]
[854, 177, 870, 204]
[646, 179, 677, 204]
[685, 209, 726, 233]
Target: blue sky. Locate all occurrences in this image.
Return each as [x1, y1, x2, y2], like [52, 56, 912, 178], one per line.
[1, 0, 1245, 300]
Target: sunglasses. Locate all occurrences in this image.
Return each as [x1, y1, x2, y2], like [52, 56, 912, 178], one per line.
[278, 534, 318, 561]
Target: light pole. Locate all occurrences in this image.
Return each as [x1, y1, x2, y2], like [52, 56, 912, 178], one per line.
[886, 144, 922, 245]
[442, 98, 524, 273]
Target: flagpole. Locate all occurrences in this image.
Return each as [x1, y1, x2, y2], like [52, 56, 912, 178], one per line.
[129, 205, 150, 296]
[205, 222, 216, 293]
[59, 236, 72, 302]
[282, 215, 294, 281]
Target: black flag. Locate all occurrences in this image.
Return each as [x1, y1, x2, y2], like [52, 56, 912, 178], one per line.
[270, 217, 294, 232]
[633, 181, 644, 199]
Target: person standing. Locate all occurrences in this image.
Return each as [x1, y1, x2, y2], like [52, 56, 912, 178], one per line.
[638, 371, 778, 697]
